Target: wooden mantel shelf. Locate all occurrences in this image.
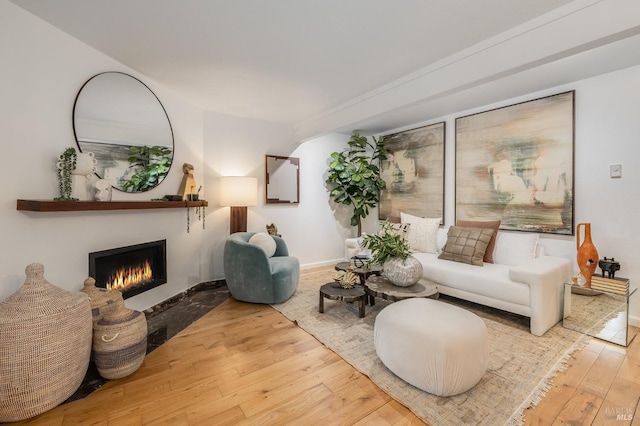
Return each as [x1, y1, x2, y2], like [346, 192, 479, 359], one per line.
[17, 199, 208, 212]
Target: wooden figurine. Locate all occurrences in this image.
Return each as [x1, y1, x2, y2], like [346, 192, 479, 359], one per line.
[178, 163, 196, 200]
[266, 223, 281, 237]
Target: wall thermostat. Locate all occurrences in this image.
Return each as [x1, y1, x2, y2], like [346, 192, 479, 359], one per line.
[610, 164, 622, 178]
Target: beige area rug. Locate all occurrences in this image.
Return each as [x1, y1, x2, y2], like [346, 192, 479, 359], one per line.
[271, 269, 589, 426]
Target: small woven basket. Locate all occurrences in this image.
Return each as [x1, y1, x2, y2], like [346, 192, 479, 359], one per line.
[93, 298, 147, 379]
[0, 263, 92, 422]
[80, 277, 123, 325]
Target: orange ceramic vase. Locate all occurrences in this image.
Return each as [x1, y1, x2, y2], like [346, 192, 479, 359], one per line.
[576, 223, 599, 288]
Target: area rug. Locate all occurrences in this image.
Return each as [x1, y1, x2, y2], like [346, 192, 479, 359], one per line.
[271, 269, 589, 426]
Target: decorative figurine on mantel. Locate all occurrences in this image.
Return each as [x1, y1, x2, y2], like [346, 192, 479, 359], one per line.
[93, 179, 112, 201]
[177, 163, 197, 201]
[266, 223, 281, 237]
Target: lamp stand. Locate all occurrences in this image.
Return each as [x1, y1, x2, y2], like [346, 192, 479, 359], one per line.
[230, 206, 248, 234]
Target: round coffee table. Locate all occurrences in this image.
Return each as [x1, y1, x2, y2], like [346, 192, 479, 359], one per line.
[364, 275, 438, 305]
[319, 282, 366, 318]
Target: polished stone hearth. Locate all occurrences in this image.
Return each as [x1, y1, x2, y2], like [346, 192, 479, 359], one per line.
[66, 280, 230, 402]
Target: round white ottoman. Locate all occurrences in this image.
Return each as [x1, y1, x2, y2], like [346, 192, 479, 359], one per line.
[374, 298, 488, 396]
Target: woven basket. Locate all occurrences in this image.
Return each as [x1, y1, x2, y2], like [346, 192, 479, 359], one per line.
[0, 263, 92, 422]
[93, 298, 147, 379]
[80, 277, 123, 325]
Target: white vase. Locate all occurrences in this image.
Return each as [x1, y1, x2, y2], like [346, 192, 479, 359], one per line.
[73, 152, 97, 178]
[70, 152, 98, 200]
[383, 256, 423, 287]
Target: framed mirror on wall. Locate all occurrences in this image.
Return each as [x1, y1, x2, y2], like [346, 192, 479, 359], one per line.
[73, 72, 174, 193]
[265, 155, 299, 204]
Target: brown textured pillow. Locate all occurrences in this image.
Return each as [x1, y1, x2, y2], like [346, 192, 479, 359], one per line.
[456, 220, 501, 263]
[438, 226, 494, 266]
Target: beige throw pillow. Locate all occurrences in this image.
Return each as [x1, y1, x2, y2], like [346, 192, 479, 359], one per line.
[400, 212, 441, 253]
[438, 226, 494, 266]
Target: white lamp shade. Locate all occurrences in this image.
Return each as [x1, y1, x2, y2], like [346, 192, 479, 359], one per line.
[219, 176, 258, 207]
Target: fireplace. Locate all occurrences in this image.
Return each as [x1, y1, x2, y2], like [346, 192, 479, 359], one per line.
[89, 240, 167, 299]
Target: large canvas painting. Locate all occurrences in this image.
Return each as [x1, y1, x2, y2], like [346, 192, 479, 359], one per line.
[455, 91, 574, 235]
[379, 122, 445, 222]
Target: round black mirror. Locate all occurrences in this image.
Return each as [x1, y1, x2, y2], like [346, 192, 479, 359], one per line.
[73, 72, 174, 193]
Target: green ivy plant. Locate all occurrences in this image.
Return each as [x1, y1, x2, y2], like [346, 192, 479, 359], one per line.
[326, 130, 388, 235]
[361, 220, 412, 266]
[121, 145, 173, 193]
[55, 147, 78, 201]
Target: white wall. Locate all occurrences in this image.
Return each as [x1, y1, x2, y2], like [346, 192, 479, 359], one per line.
[0, 1, 208, 311]
[202, 113, 352, 278]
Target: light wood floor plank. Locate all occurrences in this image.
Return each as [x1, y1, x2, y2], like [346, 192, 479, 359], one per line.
[8, 268, 640, 425]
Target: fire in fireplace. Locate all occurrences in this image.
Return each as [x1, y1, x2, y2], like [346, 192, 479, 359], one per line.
[89, 240, 167, 299]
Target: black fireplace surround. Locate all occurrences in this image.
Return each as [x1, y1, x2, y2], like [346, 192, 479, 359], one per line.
[89, 240, 167, 299]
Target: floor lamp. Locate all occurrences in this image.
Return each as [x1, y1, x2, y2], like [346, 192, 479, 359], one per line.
[219, 176, 258, 234]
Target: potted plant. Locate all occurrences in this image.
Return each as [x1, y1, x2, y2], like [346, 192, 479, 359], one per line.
[361, 220, 423, 287]
[55, 147, 78, 201]
[326, 130, 388, 235]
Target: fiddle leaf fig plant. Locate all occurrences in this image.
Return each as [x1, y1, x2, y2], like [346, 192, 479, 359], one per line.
[326, 130, 388, 235]
[121, 145, 172, 193]
[55, 147, 78, 201]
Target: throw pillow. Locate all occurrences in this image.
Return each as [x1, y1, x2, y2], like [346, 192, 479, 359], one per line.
[456, 220, 501, 263]
[493, 232, 539, 266]
[437, 226, 494, 266]
[400, 212, 441, 253]
[248, 232, 277, 257]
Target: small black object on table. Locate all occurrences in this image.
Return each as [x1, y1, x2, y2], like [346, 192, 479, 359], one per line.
[598, 257, 621, 278]
[319, 283, 366, 318]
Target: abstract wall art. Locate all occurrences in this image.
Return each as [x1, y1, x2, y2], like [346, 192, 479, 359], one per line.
[455, 91, 575, 235]
[379, 122, 445, 222]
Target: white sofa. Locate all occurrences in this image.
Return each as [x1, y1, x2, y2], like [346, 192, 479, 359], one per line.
[412, 229, 572, 336]
[344, 220, 573, 336]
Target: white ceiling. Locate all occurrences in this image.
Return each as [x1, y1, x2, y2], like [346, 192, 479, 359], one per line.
[10, 0, 640, 140]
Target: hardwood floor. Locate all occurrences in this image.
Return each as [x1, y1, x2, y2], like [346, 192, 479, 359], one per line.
[523, 336, 640, 425]
[8, 271, 640, 425]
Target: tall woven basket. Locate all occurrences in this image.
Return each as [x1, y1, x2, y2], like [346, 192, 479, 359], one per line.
[93, 298, 147, 379]
[0, 263, 92, 422]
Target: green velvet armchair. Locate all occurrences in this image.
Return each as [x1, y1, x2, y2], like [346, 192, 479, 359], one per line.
[223, 232, 300, 304]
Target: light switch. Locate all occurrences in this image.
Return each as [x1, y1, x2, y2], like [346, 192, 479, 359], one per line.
[610, 164, 622, 178]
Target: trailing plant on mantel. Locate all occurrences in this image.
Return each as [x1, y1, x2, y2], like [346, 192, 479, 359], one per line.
[326, 130, 388, 235]
[55, 147, 78, 201]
